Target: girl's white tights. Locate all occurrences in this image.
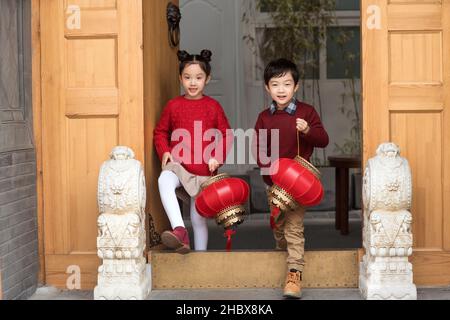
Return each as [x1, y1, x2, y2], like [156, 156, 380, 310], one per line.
[190, 193, 208, 251]
[158, 170, 208, 251]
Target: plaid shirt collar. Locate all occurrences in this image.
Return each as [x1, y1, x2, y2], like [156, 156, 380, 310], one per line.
[269, 99, 297, 115]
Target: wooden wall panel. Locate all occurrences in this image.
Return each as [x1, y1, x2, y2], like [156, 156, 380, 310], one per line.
[390, 112, 443, 248]
[66, 38, 118, 88]
[40, 0, 144, 289]
[66, 0, 117, 10]
[363, 0, 450, 285]
[67, 118, 118, 252]
[362, 0, 390, 166]
[442, 0, 450, 252]
[388, 3, 442, 30]
[389, 32, 442, 84]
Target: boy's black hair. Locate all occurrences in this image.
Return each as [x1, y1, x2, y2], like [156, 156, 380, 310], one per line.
[264, 58, 300, 86]
[178, 49, 212, 76]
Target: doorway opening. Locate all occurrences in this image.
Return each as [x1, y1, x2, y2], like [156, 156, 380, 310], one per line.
[178, 0, 362, 251]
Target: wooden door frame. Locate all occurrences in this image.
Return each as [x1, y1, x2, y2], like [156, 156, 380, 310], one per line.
[31, 0, 45, 285]
[31, 0, 370, 288]
[31, 0, 365, 286]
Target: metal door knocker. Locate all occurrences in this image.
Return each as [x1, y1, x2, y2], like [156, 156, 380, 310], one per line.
[167, 2, 181, 48]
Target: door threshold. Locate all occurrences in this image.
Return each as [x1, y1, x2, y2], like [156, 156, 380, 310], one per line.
[150, 250, 360, 289]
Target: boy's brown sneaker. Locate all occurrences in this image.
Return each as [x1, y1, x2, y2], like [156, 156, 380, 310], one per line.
[283, 269, 302, 299]
[161, 227, 190, 254]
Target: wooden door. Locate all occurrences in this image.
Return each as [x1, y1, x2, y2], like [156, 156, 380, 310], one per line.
[40, 0, 144, 289]
[362, 0, 450, 285]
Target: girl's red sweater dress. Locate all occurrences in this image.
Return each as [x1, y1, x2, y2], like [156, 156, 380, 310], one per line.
[153, 95, 232, 177]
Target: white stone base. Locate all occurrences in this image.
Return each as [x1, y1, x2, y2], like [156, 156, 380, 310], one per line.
[359, 263, 417, 300]
[94, 264, 152, 300]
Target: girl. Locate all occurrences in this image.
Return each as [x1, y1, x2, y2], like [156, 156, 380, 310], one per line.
[153, 49, 232, 254]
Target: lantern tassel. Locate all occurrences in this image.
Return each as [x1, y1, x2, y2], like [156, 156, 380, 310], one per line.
[270, 207, 281, 230]
[224, 229, 236, 252]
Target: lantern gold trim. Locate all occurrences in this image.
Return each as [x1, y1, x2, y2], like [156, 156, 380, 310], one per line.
[268, 184, 300, 212]
[294, 156, 321, 179]
[200, 173, 231, 190]
[216, 205, 246, 229]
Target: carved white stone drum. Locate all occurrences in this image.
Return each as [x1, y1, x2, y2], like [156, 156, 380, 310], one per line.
[363, 143, 412, 212]
[98, 147, 146, 216]
[359, 142, 417, 300]
[94, 146, 150, 300]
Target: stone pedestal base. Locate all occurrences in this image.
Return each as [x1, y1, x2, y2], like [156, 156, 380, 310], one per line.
[359, 261, 417, 300]
[94, 264, 151, 300]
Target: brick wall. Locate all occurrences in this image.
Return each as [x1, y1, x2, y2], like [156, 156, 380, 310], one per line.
[0, 0, 38, 300]
[0, 151, 38, 300]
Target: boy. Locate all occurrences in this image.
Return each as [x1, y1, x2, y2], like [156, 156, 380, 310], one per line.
[254, 59, 329, 299]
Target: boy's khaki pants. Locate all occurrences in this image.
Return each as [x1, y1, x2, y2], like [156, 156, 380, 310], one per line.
[272, 204, 306, 273]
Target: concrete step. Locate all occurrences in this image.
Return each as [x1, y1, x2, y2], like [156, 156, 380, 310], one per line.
[149, 250, 360, 290]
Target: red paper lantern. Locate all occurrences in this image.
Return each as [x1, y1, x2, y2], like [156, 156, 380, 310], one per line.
[268, 156, 324, 228]
[270, 157, 324, 207]
[195, 173, 250, 250]
[195, 174, 249, 227]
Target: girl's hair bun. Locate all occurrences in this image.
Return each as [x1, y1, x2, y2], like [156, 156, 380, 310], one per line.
[177, 49, 212, 76]
[200, 49, 212, 62]
[177, 50, 191, 62]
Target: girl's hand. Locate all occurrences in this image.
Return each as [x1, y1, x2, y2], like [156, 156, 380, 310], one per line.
[208, 158, 220, 173]
[296, 118, 310, 134]
[162, 152, 173, 169]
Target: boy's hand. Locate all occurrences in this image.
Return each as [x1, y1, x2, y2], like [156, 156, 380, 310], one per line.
[296, 118, 310, 134]
[162, 152, 173, 169]
[208, 158, 220, 173]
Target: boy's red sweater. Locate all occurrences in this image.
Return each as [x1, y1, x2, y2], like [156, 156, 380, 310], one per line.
[254, 100, 329, 186]
[153, 95, 232, 176]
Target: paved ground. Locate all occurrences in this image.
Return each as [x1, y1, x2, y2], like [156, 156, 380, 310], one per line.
[28, 286, 450, 300]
